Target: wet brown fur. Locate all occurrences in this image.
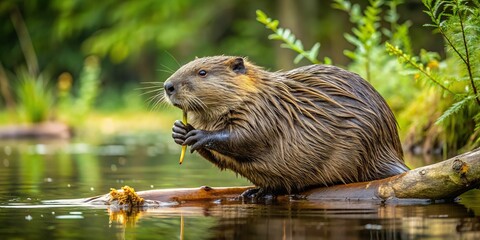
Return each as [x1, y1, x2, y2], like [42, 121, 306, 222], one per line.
[164, 56, 408, 193]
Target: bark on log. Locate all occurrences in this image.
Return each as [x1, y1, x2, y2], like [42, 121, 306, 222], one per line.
[305, 147, 480, 202]
[57, 147, 480, 206]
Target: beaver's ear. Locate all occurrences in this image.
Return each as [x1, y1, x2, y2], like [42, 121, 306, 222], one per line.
[231, 57, 246, 74]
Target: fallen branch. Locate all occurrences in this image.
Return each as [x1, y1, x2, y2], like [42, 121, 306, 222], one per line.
[303, 148, 480, 202]
[51, 147, 480, 206]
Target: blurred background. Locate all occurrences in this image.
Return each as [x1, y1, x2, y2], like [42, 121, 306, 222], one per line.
[0, 0, 478, 156]
[1, 2, 480, 238]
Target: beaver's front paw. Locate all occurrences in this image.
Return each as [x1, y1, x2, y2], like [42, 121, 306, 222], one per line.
[183, 130, 213, 153]
[172, 120, 194, 145]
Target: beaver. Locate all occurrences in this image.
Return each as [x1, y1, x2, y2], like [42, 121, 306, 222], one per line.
[164, 56, 409, 197]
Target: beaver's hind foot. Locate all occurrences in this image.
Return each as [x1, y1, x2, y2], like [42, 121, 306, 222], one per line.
[239, 188, 277, 203]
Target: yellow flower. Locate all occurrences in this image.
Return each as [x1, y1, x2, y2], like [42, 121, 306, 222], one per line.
[57, 72, 72, 91]
[427, 60, 439, 70]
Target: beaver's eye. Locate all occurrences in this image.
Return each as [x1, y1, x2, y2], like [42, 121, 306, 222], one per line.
[198, 70, 207, 77]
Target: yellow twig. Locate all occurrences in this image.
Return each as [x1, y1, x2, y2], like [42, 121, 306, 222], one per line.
[179, 111, 188, 164]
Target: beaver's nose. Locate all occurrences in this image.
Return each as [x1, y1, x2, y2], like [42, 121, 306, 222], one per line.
[164, 81, 175, 96]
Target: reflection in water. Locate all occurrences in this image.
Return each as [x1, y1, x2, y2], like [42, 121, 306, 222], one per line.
[102, 198, 480, 240]
[180, 213, 184, 240]
[0, 137, 480, 239]
[108, 208, 145, 228]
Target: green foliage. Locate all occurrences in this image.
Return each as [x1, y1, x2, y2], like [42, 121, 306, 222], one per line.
[256, 10, 330, 65]
[438, 95, 475, 123]
[332, 0, 418, 114]
[3, 5, 102, 127]
[56, 56, 101, 127]
[386, 0, 480, 153]
[256, 1, 417, 113]
[333, 0, 383, 81]
[257, 0, 479, 154]
[11, 56, 101, 126]
[14, 69, 53, 123]
[384, 0, 413, 54]
[385, 43, 452, 93]
[423, 0, 480, 105]
[74, 57, 101, 117]
[1, 0, 478, 154]
[51, 0, 198, 63]
[332, 0, 412, 82]
[1, 0, 277, 120]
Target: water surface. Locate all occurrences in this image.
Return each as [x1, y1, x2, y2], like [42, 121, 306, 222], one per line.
[0, 133, 479, 239]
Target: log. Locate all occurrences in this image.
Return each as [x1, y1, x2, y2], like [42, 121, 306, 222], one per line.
[47, 147, 480, 207]
[305, 147, 480, 202]
[0, 122, 71, 139]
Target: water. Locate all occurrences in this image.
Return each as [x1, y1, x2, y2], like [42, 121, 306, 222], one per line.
[0, 133, 479, 240]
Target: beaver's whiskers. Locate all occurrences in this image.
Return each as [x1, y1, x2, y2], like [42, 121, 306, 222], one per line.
[137, 82, 168, 111]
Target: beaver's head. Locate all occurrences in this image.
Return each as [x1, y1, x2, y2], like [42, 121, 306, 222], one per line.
[164, 56, 259, 114]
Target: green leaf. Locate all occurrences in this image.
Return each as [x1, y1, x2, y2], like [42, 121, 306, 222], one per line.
[282, 29, 292, 41]
[294, 39, 304, 50]
[256, 10, 267, 23]
[277, 28, 284, 36]
[332, 0, 350, 11]
[323, 57, 332, 65]
[268, 33, 282, 40]
[309, 43, 321, 61]
[267, 20, 279, 30]
[344, 33, 363, 47]
[294, 54, 304, 64]
[256, 9, 324, 64]
[344, 49, 358, 60]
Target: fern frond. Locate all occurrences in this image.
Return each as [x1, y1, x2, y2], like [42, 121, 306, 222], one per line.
[425, 0, 480, 105]
[256, 10, 324, 64]
[386, 42, 454, 94]
[332, 0, 384, 81]
[436, 94, 475, 124]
